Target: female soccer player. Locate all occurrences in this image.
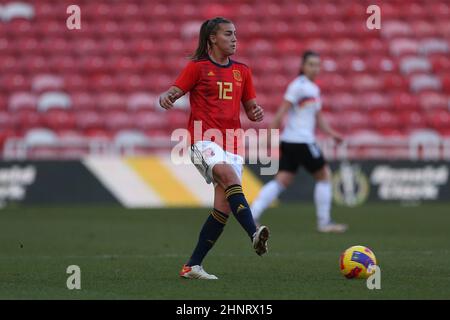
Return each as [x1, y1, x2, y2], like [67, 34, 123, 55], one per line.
[251, 51, 348, 233]
[159, 17, 270, 280]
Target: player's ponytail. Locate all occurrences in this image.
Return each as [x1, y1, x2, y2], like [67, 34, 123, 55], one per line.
[191, 17, 232, 61]
[299, 50, 319, 75]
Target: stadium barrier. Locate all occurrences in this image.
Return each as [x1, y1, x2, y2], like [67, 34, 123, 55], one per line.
[0, 157, 448, 208]
[3, 135, 450, 161]
[251, 160, 450, 206]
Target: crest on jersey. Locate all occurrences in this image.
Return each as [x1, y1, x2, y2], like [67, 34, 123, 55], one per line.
[233, 70, 242, 81]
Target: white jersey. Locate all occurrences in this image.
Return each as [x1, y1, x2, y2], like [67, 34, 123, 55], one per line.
[280, 75, 321, 144]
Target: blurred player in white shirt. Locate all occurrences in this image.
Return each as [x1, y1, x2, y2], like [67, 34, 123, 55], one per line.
[251, 51, 348, 233]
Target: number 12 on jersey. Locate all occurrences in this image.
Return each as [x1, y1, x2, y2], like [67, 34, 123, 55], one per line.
[217, 82, 233, 100]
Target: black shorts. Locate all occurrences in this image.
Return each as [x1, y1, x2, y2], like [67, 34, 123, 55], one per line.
[279, 142, 326, 174]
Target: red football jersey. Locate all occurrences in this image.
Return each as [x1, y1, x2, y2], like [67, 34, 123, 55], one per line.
[173, 57, 256, 155]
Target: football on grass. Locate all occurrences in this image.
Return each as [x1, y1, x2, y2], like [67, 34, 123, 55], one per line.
[339, 245, 377, 279]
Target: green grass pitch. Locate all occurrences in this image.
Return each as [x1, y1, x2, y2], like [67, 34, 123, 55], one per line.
[0, 203, 449, 299]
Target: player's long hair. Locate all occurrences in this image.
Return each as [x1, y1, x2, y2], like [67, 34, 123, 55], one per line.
[299, 50, 320, 75]
[191, 17, 232, 61]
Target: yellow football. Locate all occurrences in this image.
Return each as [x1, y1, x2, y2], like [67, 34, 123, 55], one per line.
[339, 245, 377, 279]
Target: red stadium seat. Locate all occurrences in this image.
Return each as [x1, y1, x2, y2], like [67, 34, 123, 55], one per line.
[351, 74, 383, 92]
[104, 111, 134, 131]
[419, 38, 448, 55]
[320, 74, 349, 92]
[409, 74, 442, 93]
[343, 111, 372, 131]
[436, 19, 450, 38]
[35, 2, 64, 19]
[35, 21, 65, 37]
[429, 2, 450, 19]
[115, 74, 146, 93]
[427, 110, 450, 130]
[43, 110, 76, 131]
[20, 55, 48, 73]
[343, 2, 366, 20]
[365, 56, 397, 73]
[383, 74, 408, 92]
[78, 55, 107, 74]
[110, 3, 142, 20]
[5, 19, 35, 37]
[441, 75, 450, 93]
[127, 93, 157, 110]
[0, 36, 12, 54]
[382, 21, 413, 40]
[399, 110, 426, 131]
[392, 93, 420, 110]
[82, 2, 113, 19]
[32, 74, 65, 93]
[91, 17, 116, 36]
[89, 74, 117, 92]
[276, 39, 304, 55]
[378, 3, 401, 20]
[167, 110, 189, 130]
[371, 110, 400, 130]
[48, 55, 77, 74]
[419, 92, 448, 110]
[411, 20, 439, 38]
[71, 92, 95, 110]
[400, 56, 432, 75]
[362, 39, 389, 55]
[332, 38, 362, 55]
[2, 74, 31, 92]
[430, 55, 450, 72]
[0, 111, 16, 130]
[9, 92, 37, 110]
[56, 130, 86, 143]
[378, 128, 407, 138]
[358, 92, 392, 110]
[97, 92, 127, 111]
[0, 94, 6, 111]
[327, 92, 357, 110]
[201, 4, 234, 19]
[13, 110, 44, 130]
[390, 39, 419, 57]
[64, 75, 88, 92]
[75, 110, 105, 130]
[12, 37, 40, 55]
[84, 128, 113, 140]
[101, 39, 129, 56]
[133, 111, 169, 130]
[435, 127, 450, 137]
[305, 39, 332, 56]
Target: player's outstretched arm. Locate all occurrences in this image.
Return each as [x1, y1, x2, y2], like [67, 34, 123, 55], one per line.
[159, 86, 184, 110]
[270, 100, 292, 129]
[243, 99, 264, 122]
[316, 111, 344, 144]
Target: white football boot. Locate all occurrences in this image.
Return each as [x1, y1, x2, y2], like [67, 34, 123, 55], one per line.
[253, 225, 270, 256]
[179, 265, 218, 280]
[317, 222, 348, 233]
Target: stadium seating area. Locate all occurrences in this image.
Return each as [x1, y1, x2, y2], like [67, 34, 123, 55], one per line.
[1, 0, 449, 158]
